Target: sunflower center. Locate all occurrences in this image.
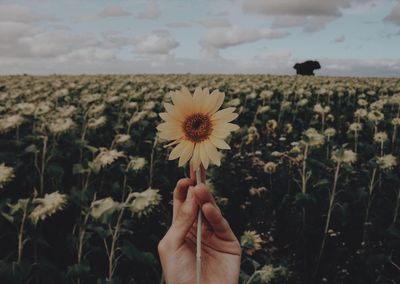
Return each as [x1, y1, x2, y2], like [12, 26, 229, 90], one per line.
[183, 113, 212, 143]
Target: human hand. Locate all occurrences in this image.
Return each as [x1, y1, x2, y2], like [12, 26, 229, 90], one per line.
[158, 164, 241, 284]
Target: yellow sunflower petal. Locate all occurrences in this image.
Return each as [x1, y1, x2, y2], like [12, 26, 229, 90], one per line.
[193, 87, 204, 113]
[169, 141, 187, 160]
[212, 111, 238, 123]
[171, 90, 193, 116]
[158, 130, 183, 140]
[203, 90, 220, 114]
[156, 122, 181, 132]
[205, 141, 221, 166]
[208, 90, 225, 114]
[163, 103, 184, 122]
[199, 142, 210, 169]
[212, 128, 231, 139]
[178, 141, 194, 167]
[214, 122, 240, 132]
[211, 107, 236, 121]
[210, 136, 231, 150]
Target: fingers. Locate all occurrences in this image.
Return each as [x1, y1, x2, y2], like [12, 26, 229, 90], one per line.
[192, 183, 217, 207]
[201, 202, 237, 242]
[190, 162, 205, 183]
[172, 178, 195, 221]
[164, 187, 198, 249]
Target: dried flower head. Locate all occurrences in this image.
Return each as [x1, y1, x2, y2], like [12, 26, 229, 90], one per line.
[373, 132, 388, 143]
[30, 192, 68, 225]
[0, 163, 15, 189]
[87, 116, 107, 129]
[47, 118, 75, 135]
[377, 154, 397, 171]
[0, 114, 24, 133]
[314, 103, 330, 115]
[331, 149, 357, 165]
[91, 148, 125, 172]
[128, 188, 162, 217]
[127, 156, 146, 171]
[302, 128, 325, 147]
[348, 122, 362, 132]
[264, 162, 277, 174]
[324, 127, 336, 138]
[90, 197, 120, 219]
[240, 230, 263, 255]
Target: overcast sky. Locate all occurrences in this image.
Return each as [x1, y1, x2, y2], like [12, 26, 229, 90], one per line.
[0, 0, 399, 76]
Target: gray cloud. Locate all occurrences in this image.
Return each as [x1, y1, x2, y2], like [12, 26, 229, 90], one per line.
[244, 0, 373, 32]
[384, 3, 400, 25]
[332, 35, 345, 43]
[165, 21, 192, 28]
[134, 31, 179, 54]
[137, 3, 161, 20]
[98, 6, 132, 18]
[196, 18, 231, 28]
[200, 25, 289, 56]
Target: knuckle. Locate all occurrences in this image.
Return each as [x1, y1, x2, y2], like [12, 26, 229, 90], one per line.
[158, 238, 169, 254]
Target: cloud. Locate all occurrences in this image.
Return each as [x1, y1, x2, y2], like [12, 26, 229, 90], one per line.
[134, 31, 179, 54]
[98, 6, 132, 18]
[0, 4, 39, 23]
[196, 18, 231, 28]
[199, 25, 288, 56]
[384, 3, 400, 25]
[332, 35, 345, 43]
[165, 21, 192, 28]
[137, 3, 161, 20]
[243, 0, 373, 32]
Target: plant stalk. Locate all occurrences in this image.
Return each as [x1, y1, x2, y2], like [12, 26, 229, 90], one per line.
[195, 168, 202, 284]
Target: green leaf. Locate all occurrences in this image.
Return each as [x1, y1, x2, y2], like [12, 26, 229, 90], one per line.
[66, 261, 90, 278]
[73, 163, 88, 175]
[120, 240, 157, 267]
[24, 144, 38, 153]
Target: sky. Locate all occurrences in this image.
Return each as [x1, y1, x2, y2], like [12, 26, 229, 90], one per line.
[0, 0, 400, 77]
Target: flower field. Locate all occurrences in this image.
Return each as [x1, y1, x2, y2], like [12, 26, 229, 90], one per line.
[1, 74, 400, 283]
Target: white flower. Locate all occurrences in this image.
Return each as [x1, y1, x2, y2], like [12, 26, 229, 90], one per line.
[0, 114, 24, 133]
[0, 164, 15, 189]
[297, 98, 308, 107]
[114, 134, 131, 145]
[91, 148, 125, 171]
[324, 128, 336, 138]
[90, 197, 120, 219]
[129, 111, 147, 125]
[348, 122, 362, 132]
[257, 105, 270, 114]
[263, 162, 277, 174]
[260, 90, 273, 100]
[87, 116, 107, 129]
[35, 102, 52, 116]
[392, 118, 400, 126]
[127, 188, 161, 217]
[56, 105, 77, 118]
[47, 118, 75, 135]
[314, 103, 330, 115]
[88, 103, 106, 116]
[354, 109, 367, 119]
[15, 102, 36, 115]
[331, 149, 357, 165]
[357, 99, 368, 107]
[302, 128, 325, 147]
[30, 192, 68, 225]
[127, 157, 146, 171]
[227, 98, 241, 107]
[377, 154, 397, 171]
[367, 111, 384, 123]
[373, 132, 388, 143]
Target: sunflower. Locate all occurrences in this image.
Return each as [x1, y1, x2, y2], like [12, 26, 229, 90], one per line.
[157, 87, 239, 170]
